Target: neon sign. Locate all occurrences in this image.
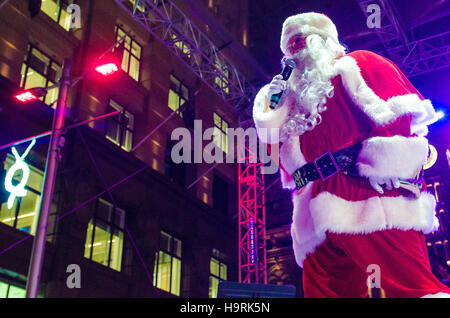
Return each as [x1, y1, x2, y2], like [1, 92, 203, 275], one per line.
[5, 139, 36, 209]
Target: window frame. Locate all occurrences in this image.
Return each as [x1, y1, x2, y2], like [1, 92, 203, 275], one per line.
[41, 0, 75, 31]
[168, 74, 190, 118]
[213, 112, 228, 153]
[115, 26, 142, 82]
[215, 60, 230, 94]
[84, 198, 126, 272]
[0, 279, 26, 298]
[209, 249, 227, 298]
[153, 231, 182, 296]
[104, 99, 135, 152]
[20, 45, 61, 107]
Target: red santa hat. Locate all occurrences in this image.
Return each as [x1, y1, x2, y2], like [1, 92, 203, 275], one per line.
[280, 12, 339, 54]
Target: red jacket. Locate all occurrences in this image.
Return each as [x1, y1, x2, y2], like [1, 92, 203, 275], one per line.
[253, 50, 439, 266]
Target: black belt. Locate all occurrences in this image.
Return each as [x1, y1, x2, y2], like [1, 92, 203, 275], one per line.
[292, 143, 362, 190]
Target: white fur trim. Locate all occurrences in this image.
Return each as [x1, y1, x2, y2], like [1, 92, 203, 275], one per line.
[291, 190, 439, 267]
[253, 84, 290, 144]
[281, 13, 339, 54]
[279, 135, 307, 189]
[291, 183, 326, 267]
[421, 292, 450, 298]
[280, 169, 296, 190]
[310, 191, 438, 235]
[335, 56, 438, 136]
[357, 136, 429, 180]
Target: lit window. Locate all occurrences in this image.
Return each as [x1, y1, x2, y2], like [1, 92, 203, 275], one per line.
[129, 0, 146, 13]
[105, 99, 134, 152]
[215, 60, 230, 94]
[41, 0, 74, 31]
[0, 154, 43, 236]
[153, 231, 182, 296]
[168, 74, 189, 117]
[209, 249, 227, 298]
[84, 198, 125, 271]
[171, 34, 191, 58]
[213, 112, 228, 153]
[115, 26, 142, 82]
[20, 45, 61, 107]
[0, 281, 26, 298]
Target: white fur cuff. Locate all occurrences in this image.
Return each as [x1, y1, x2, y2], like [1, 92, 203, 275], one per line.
[357, 135, 429, 180]
[421, 292, 450, 298]
[253, 84, 290, 144]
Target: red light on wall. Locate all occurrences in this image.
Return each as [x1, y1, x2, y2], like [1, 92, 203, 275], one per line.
[94, 62, 119, 76]
[14, 90, 40, 103]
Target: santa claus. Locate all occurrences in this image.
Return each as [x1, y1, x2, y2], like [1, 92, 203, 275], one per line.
[253, 12, 450, 298]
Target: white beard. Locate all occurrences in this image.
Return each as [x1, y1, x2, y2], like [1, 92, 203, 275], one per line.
[280, 35, 342, 142]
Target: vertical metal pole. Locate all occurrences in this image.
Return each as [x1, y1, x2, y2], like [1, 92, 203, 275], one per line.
[26, 58, 72, 298]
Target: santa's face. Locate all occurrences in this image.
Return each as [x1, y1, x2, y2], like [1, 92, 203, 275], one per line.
[286, 34, 307, 56]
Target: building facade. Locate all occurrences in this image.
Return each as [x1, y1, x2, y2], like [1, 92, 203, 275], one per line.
[0, 0, 265, 298]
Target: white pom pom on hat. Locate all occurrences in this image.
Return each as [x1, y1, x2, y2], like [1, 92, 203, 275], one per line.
[280, 12, 339, 54]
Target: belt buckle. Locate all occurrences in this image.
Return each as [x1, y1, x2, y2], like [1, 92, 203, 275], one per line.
[313, 152, 340, 181]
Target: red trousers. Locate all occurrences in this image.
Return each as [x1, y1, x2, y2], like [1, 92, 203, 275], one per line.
[303, 229, 450, 298]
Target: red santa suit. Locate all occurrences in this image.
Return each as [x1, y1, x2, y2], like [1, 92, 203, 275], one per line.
[253, 13, 450, 298]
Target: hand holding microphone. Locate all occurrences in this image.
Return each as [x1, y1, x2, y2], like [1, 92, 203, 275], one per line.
[268, 58, 296, 109]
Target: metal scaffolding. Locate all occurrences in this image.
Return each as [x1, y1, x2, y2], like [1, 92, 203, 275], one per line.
[116, 0, 267, 283]
[238, 144, 267, 284]
[357, 0, 450, 77]
[115, 0, 256, 106]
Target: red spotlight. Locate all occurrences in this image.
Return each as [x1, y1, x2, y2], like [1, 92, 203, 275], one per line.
[93, 42, 123, 76]
[94, 62, 119, 76]
[14, 88, 46, 103]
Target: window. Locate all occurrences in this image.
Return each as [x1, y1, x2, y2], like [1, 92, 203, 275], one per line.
[168, 75, 189, 117]
[212, 174, 228, 214]
[213, 112, 228, 153]
[129, 0, 146, 13]
[209, 249, 227, 298]
[41, 0, 74, 31]
[153, 231, 182, 296]
[0, 281, 26, 298]
[164, 138, 186, 187]
[0, 154, 43, 236]
[20, 45, 61, 107]
[215, 60, 230, 94]
[115, 26, 142, 82]
[105, 99, 134, 152]
[171, 34, 191, 59]
[84, 198, 125, 271]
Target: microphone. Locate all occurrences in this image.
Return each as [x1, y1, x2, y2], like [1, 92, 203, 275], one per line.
[269, 58, 296, 109]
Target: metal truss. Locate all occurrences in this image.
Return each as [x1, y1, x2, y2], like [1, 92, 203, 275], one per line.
[357, 0, 450, 77]
[401, 31, 450, 77]
[238, 145, 267, 284]
[357, 0, 408, 61]
[115, 0, 256, 108]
